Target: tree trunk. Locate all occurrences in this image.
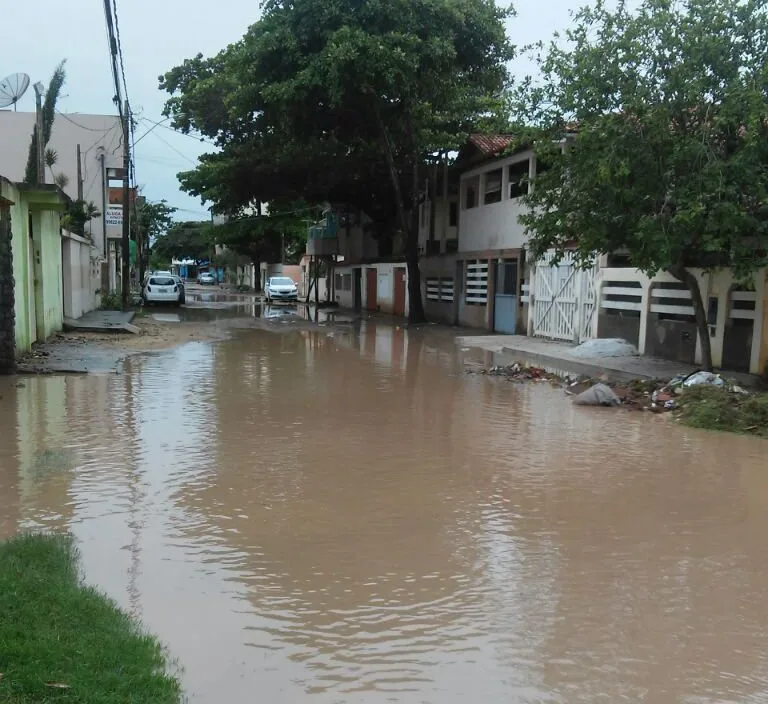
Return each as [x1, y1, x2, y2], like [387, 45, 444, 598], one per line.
[668, 264, 713, 371]
[374, 108, 426, 324]
[0, 206, 16, 374]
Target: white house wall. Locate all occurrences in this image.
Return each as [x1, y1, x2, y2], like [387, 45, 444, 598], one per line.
[0, 112, 123, 259]
[61, 233, 100, 319]
[458, 151, 535, 254]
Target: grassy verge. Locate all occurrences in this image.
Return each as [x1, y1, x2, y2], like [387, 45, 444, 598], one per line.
[676, 386, 768, 437]
[0, 534, 181, 704]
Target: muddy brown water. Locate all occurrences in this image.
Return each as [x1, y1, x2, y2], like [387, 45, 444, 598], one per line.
[1, 322, 768, 703]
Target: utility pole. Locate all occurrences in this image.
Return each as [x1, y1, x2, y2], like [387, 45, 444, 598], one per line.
[281, 229, 285, 264]
[76, 144, 83, 200]
[121, 100, 130, 308]
[33, 82, 45, 185]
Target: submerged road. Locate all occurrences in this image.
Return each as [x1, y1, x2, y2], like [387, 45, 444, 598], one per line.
[1, 297, 767, 703]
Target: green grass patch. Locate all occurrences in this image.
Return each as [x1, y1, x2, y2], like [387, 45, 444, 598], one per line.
[0, 534, 181, 704]
[676, 386, 768, 437]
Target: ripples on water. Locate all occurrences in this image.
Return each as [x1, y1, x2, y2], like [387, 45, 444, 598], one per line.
[1, 323, 768, 703]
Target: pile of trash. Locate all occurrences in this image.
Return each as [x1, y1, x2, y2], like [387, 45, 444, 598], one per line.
[469, 360, 752, 413]
[469, 363, 562, 383]
[564, 370, 749, 411]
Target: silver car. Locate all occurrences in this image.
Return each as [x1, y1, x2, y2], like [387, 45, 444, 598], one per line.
[265, 276, 298, 302]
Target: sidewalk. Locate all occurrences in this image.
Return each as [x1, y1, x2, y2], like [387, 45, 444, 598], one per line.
[456, 334, 749, 383]
[63, 310, 139, 334]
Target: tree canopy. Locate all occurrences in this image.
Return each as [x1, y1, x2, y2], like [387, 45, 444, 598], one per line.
[514, 0, 768, 369]
[160, 0, 513, 322]
[150, 220, 212, 268]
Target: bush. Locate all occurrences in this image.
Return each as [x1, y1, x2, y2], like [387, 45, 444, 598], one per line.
[99, 292, 123, 311]
[677, 386, 768, 437]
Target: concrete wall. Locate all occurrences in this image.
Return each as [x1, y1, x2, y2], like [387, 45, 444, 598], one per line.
[596, 267, 767, 374]
[2, 181, 67, 353]
[420, 255, 457, 324]
[33, 209, 64, 341]
[62, 233, 100, 319]
[0, 112, 123, 259]
[459, 151, 535, 253]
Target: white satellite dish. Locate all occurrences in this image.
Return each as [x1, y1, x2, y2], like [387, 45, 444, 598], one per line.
[0, 73, 31, 110]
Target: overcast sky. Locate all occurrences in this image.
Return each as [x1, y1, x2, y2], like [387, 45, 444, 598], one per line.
[3, 0, 582, 221]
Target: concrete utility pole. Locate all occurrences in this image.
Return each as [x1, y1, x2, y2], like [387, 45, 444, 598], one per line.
[121, 100, 131, 308]
[76, 144, 83, 200]
[34, 82, 45, 185]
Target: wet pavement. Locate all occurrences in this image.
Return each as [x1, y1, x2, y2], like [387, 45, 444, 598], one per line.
[1, 306, 768, 703]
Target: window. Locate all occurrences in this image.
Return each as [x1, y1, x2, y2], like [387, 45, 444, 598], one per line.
[508, 159, 529, 199]
[426, 277, 455, 302]
[343, 274, 352, 291]
[465, 260, 488, 305]
[335, 274, 343, 291]
[449, 201, 458, 227]
[484, 168, 503, 204]
[497, 260, 518, 295]
[463, 176, 479, 209]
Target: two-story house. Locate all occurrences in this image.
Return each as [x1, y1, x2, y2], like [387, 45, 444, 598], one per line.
[419, 135, 536, 333]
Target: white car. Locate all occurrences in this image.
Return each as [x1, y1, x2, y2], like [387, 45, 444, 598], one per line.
[144, 274, 182, 306]
[198, 272, 216, 285]
[265, 276, 298, 302]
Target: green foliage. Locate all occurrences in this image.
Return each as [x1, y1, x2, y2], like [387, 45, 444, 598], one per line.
[61, 200, 100, 238]
[514, 0, 768, 369]
[160, 0, 513, 322]
[151, 220, 212, 264]
[135, 200, 176, 243]
[210, 205, 308, 267]
[0, 534, 181, 703]
[24, 60, 66, 185]
[677, 386, 768, 437]
[99, 291, 123, 311]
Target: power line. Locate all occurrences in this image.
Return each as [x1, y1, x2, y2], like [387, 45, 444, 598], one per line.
[56, 111, 117, 133]
[144, 128, 199, 167]
[101, 0, 123, 117]
[112, 0, 130, 112]
[137, 116, 217, 147]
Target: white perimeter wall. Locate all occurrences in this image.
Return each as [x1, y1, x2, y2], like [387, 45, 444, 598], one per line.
[61, 233, 100, 319]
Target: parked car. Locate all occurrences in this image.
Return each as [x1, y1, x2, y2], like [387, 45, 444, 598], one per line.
[198, 272, 216, 286]
[173, 275, 186, 305]
[265, 276, 298, 302]
[143, 275, 182, 306]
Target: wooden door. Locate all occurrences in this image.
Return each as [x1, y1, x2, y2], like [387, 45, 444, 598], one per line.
[393, 268, 406, 317]
[366, 268, 377, 311]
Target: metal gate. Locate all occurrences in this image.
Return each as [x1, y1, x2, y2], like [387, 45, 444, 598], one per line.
[531, 250, 597, 342]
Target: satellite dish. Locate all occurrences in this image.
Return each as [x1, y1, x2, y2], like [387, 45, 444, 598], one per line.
[0, 73, 31, 110]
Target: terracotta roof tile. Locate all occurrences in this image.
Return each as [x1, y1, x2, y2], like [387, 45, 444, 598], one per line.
[468, 134, 515, 156]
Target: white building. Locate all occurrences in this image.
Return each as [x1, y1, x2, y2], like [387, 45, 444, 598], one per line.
[0, 110, 125, 296]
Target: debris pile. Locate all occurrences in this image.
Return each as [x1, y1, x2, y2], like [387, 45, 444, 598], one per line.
[469, 363, 562, 383]
[468, 361, 754, 414]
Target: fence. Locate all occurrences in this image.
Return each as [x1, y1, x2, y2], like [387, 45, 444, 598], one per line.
[594, 267, 766, 373]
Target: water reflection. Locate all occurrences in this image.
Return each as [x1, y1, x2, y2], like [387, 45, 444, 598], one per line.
[0, 322, 767, 703]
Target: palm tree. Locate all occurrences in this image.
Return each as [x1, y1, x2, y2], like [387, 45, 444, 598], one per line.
[24, 60, 66, 185]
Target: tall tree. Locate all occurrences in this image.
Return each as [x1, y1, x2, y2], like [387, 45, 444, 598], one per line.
[161, 0, 512, 323]
[513, 0, 768, 370]
[208, 207, 308, 289]
[150, 220, 212, 268]
[24, 60, 66, 185]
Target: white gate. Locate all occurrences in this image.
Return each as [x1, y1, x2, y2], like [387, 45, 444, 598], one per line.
[530, 250, 598, 342]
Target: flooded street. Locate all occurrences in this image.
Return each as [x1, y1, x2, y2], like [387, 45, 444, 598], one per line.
[1, 318, 768, 703]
